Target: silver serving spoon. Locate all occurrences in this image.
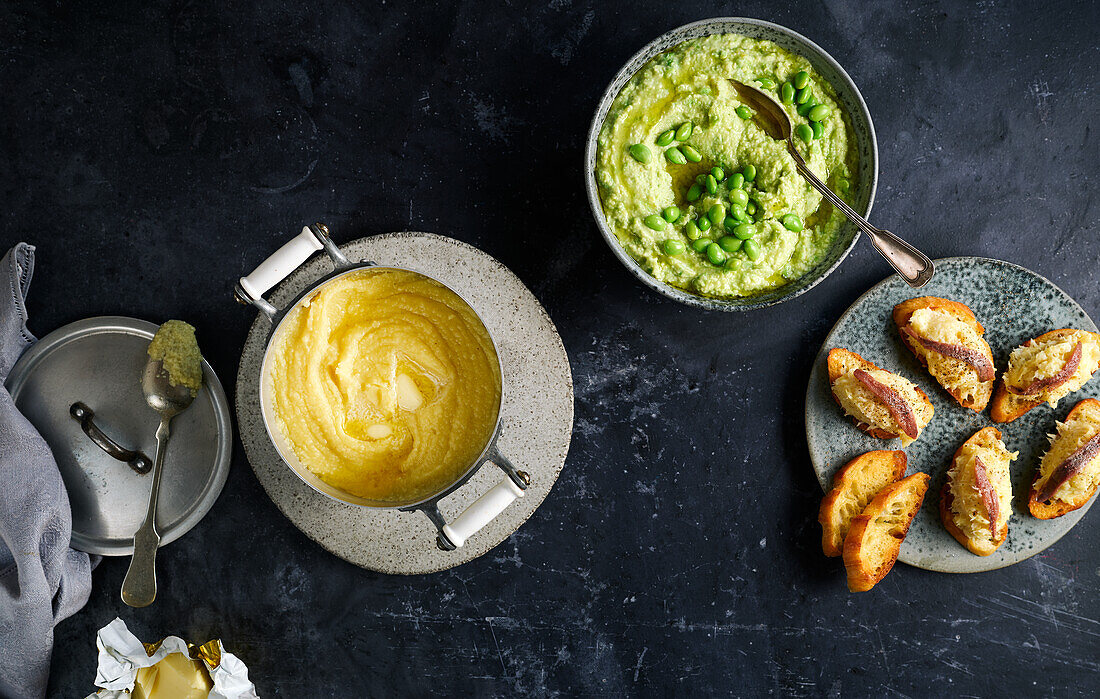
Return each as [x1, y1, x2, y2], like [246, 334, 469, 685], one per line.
[730, 80, 934, 288]
[120, 353, 198, 607]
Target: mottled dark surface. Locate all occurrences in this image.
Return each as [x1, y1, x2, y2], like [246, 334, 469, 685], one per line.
[1, 0, 1097, 696]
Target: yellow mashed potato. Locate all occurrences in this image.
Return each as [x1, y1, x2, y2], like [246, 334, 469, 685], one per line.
[268, 268, 501, 503]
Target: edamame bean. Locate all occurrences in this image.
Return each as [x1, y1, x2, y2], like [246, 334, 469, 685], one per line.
[665, 147, 687, 165]
[696, 173, 708, 184]
[711, 166, 725, 181]
[643, 214, 666, 231]
[628, 144, 651, 163]
[757, 77, 776, 89]
[837, 178, 851, 191]
[736, 105, 752, 120]
[729, 189, 749, 207]
[733, 223, 756, 240]
[681, 144, 702, 162]
[696, 216, 711, 232]
[705, 174, 718, 195]
[718, 236, 743, 253]
[729, 173, 745, 189]
[794, 123, 813, 142]
[662, 206, 680, 223]
[793, 70, 810, 90]
[743, 238, 762, 261]
[656, 129, 675, 147]
[780, 81, 795, 104]
[684, 221, 701, 239]
[692, 238, 711, 253]
[707, 204, 725, 226]
[706, 242, 727, 265]
[723, 216, 739, 232]
[662, 238, 685, 255]
[687, 183, 702, 201]
[729, 205, 748, 222]
[746, 200, 757, 216]
[796, 98, 818, 117]
[796, 86, 812, 104]
[675, 122, 693, 141]
[781, 214, 804, 232]
[742, 164, 757, 182]
[807, 104, 830, 122]
[811, 121, 823, 140]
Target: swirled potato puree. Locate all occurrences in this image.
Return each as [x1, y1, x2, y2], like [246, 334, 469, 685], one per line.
[268, 268, 501, 503]
[596, 33, 859, 298]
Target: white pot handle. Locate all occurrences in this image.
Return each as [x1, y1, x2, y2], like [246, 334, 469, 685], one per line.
[235, 223, 352, 319]
[441, 476, 525, 549]
[238, 225, 323, 301]
[430, 451, 529, 550]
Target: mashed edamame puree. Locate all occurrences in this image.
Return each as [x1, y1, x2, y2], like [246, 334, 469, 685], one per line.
[596, 33, 859, 298]
[147, 320, 203, 397]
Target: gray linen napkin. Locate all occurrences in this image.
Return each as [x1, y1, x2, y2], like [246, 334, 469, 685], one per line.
[0, 243, 93, 699]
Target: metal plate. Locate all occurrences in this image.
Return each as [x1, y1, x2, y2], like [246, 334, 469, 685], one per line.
[5, 316, 233, 555]
[805, 258, 1098, 573]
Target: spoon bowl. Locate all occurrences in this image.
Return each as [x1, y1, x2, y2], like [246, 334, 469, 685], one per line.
[142, 359, 196, 417]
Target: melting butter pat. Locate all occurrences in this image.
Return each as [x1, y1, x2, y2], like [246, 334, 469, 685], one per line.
[396, 372, 424, 411]
[366, 424, 392, 439]
[132, 652, 212, 699]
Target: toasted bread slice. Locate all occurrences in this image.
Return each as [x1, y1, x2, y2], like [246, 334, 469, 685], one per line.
[940, 427, 1017, 556]
[827, 348, 934, 446]
[1029, 399, 1100, 519]
[989, 389, 1043, 424]
[842, 472, 930, 592]
[819, 450, 907, 557]
[893, 296, 995, 412]
[992, 329, 1100, 423]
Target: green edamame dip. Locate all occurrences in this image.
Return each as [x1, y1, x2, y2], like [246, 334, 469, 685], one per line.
[596, 34, 859, 299]
[147, 319, 203, 397]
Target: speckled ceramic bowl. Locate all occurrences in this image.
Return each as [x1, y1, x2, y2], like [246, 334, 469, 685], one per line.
[584, 17, 878, 311]
[806, 257, 1099, 574]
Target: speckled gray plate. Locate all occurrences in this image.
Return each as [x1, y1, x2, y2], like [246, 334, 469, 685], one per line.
[236, 233, 574, 575]
[806, 257, 1099, 573]
[584, 17, 878, 311]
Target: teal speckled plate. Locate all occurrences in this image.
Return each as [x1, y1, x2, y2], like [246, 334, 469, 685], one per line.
[806, 257, 1099, 573]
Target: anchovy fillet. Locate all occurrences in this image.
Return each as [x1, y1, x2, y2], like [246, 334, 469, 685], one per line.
[853, 369, 919, 439]
[1037, 431, 1100, 503]
[972, 456, 999, 537]
[902, 326, 995, 382]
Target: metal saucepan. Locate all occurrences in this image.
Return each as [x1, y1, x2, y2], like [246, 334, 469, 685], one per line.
[234, 223, 529, 550]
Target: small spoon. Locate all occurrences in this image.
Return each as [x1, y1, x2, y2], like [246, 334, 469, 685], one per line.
[729, 80, 934, 288]
[121, 345, 200, 607]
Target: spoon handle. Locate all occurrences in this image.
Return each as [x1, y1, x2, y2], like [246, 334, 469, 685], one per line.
[121, 417, 171, 608]
[790, 149, 934, 288]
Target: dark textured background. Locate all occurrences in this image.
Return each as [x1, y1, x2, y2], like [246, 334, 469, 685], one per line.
[2, 0, 1098, 696]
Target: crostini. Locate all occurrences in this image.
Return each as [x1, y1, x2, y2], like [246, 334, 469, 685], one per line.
[842, 472, 930, 592]
[1029, 398, 1100, 519]
[893, 296, 996, 412]
[940, 427, 1017, 556]
[991, 329, 1100, 423]
[819, 450, 907, 557]
[828, 348, 934, 446]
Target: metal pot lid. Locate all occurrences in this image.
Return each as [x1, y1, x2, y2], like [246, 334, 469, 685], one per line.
[5, 316, 232, 555]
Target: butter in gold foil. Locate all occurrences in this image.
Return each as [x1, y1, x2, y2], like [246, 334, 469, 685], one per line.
[132, 652, 213, 699]
[86, 618, 258, 699]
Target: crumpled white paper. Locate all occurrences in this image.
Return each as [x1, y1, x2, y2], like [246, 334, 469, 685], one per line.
[84, 617, 259, 699]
